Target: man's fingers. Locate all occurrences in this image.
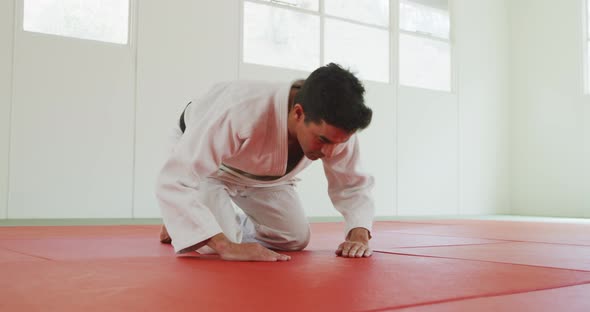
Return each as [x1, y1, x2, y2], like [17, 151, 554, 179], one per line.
[336, 241, 371, 258]
[355, 246, 366, 258]
[342, 244, 353, 257]
[348, 245, 361, 258]
[335, 243, 344, 255]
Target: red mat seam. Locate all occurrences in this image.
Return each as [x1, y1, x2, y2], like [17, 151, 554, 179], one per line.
[373, 250, 590, 273]
[392, 241, 512, 249]
[385, 230, 590, 247]
[361, 281, 590, 312]
[0, 246, 54, 261]
[378, 221, 461, 226]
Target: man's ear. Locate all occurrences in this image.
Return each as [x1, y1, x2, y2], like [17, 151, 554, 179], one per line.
[293, 104, 305, 121]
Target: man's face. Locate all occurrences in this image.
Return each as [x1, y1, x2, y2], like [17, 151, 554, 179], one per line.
[296, 119, 352, 160]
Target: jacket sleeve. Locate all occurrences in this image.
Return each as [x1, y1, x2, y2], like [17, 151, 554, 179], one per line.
[155, 99, 246, 253]
[322, 134, 375, 238]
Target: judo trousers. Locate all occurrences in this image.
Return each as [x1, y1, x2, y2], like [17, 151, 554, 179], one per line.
[193, 178, 311, 252]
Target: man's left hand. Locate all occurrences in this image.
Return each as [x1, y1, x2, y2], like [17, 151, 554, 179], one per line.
[336, 227, 372, 258]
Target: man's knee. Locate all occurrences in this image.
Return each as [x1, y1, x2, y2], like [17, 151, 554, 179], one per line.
[275, 225, 311, 251]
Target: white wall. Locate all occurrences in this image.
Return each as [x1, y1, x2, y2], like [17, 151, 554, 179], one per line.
[397, 87, 459, 215]
[361, 83, 397, 217]
[585, 103, 590, 216]
[511, 0, 590, 218]
[133, 0, 239, 218]
[7, 1, 136, 218]
[0, 0, 511, 219]
[0, 0, 14, 219]
[455, 0, 511, 214]
[396, 0, 510, 216]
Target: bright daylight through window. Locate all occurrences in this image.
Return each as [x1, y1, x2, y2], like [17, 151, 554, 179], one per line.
[243, 0, 390, 83]
[399, 0, 451, 91]
[23, 0, 130, 44]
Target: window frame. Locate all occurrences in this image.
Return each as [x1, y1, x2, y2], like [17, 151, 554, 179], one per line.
[240, 0, 392, 84]
[397, 0, 455, 93]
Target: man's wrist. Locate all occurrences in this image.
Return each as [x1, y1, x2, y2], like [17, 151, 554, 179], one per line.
[347, 227, 371, 242]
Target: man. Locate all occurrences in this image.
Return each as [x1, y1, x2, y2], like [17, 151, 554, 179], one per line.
[156, 63, 374, 262]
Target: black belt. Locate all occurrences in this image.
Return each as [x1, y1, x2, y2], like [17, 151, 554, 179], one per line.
[179, 101, 191, 133]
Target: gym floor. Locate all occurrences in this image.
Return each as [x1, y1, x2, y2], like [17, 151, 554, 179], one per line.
[1, 217, 589, 311]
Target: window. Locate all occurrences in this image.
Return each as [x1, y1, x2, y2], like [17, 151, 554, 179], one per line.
[242, 0, 390, 83]
[23, 0, 130, 44]
[243, 1, 320, 72]
[399, 0, 451, 92]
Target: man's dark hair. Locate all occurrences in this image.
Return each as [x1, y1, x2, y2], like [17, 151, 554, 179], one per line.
[294, 63, 372, 133]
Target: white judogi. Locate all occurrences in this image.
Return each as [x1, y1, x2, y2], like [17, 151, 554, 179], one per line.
[156, 80, 375, 253]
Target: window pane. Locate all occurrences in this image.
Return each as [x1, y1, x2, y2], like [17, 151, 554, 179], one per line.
[325, 0, 389, 27]
[325, 19, 389, 83]
[258, 0, 319, 11]
[399, 33, 451, 91]
[587, 0, 590, 38]
[243, 2, 320, 71]
[400, 0, 449, 39]
[23, 0, 129, 44]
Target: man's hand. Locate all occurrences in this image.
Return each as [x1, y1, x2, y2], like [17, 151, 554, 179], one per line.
[207, 233, 291, 262]
[335, 227, 372, 258]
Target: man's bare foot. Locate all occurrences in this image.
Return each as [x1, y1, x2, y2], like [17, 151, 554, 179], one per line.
[159, 225, 171, 244]
[219, 242, 291, 261]
[207, 233, 291, 262]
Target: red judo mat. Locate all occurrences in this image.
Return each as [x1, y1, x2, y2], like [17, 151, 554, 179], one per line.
[1, 220, 589, 311]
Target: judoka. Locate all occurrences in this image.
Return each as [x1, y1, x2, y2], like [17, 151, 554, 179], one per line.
[156, 63, 375, 261]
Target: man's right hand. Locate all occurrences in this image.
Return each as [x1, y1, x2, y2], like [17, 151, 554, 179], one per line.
[207, 233, 291, 262]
